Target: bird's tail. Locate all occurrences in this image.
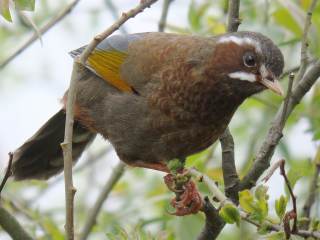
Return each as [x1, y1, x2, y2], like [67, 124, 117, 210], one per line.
[12, 109, 96, 180]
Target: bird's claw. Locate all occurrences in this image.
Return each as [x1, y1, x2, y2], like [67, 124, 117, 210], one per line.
[164, 172, 203, 216]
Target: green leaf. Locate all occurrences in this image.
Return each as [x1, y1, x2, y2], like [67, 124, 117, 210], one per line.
[272, 8, 302, 36]
[219, 203, 240, 226]
[14, 0, 35, 11]
[254, 197, 268, 223]
[311, 219, 320, 231]
[258, 222, 271, 235]
[255, 185, 269, 201]
[275, 195, 288, 220]
[167, 159, 184, 173]
[187, 0, 210, 31]
[263, 231, 286, 240]
[239, 189, 268, 223]
[239, 190, 255, 213]
[0, 0, 12, 22]
[42, 217, 64, 240]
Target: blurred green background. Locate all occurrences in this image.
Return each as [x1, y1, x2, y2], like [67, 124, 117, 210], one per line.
[0, 0, 320, 239]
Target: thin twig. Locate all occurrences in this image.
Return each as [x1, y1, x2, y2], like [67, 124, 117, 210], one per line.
[280, 58, 317, 79]
[190, 168, 320, 239]
[28, 146, 112, 203]
[227, 0, 241, 32]
[0, 202, 34, 240]
[262, 159, 284, 183]
[78, 0, 159, 65]
[197, 1, 241, 239]
[240, 60, 320, 190]
[3, 198, 49, 237]
[189, 168, 228, 204]
[302, 146, 320, 218]
[61, 62, 79, 240]
[158, 0, 173, 32]
[0, 152, 13, 196]
[279, 160, 297, 233]
[280, 72, 295, 129]
[294, 0, 318, 85]
[61, 1, 159, 239]
[104, 0, 128, 34]
[239, 0, 319, 191]
[0, 0, 80, 69]
[79, 162, 126, 240]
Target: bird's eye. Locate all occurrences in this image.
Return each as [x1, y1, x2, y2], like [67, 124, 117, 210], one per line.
[243, 52, 256, 68]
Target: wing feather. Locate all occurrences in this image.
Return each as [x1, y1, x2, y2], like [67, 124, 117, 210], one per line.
[69, 34, 144, 93]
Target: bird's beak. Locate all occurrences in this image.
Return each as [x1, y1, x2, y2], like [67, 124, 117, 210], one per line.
[260, 78, 284, 96]
[259, 66, 284, 96]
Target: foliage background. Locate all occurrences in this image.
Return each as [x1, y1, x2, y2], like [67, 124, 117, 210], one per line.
[0, 0, 319, 239]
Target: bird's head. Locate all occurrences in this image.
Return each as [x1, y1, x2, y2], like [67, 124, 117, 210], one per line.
[212, 31, 284, 96]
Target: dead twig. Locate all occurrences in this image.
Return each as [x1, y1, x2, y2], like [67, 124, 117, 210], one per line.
[104, 0, 128, 34]
[279, 160, 298, 234]
[295, 0, 318, 85]
[190, 167, 320, 239]
[0, 0, 80, 69]
[302, 146, 320, 218]
[0, 152, 13, 197]
[240, 0, 319, 191]
[262, 159, 284, 183]
[79, 162, 126, 240]
[0, 202, 34, 240]
[197, 1, 241, 238]
[280, 72, 295, 128]
[158, 0, 173, 32]
[227, 0, 241, 32]
[61, 1, 159, 239]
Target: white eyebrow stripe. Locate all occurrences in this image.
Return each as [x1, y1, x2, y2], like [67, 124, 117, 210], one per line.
[228, 71, 257, 82]
[217, 36, 262, 53]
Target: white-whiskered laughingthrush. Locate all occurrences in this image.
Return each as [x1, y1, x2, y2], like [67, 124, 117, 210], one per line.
[11, 31, 284, 215]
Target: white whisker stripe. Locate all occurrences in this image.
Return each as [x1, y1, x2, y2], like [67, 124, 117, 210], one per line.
[259, 64, 268, 78]
[228, 71, 257, 82]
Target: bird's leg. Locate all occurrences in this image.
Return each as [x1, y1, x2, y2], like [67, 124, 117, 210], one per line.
[164, 158, 203, 216]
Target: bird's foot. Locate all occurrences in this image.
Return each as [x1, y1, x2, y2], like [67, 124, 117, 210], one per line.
[164, 170, 203, 216]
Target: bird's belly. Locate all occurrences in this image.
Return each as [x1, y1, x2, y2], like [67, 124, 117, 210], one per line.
[109, 116, 223, 166]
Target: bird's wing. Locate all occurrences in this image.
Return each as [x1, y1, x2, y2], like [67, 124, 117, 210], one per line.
[69, 34, 144, 93]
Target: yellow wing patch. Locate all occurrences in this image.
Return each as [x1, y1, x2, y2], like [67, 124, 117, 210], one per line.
[87, 49, 133, 93]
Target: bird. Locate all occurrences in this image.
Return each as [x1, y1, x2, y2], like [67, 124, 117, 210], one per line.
[11, 31, 284, 213]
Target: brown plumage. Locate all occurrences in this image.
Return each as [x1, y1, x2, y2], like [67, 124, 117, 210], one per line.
[12, 31, 284, 180]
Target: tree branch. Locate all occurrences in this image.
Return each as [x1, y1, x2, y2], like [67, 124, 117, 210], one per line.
[78, 0, 159, 65]
[158, 0, 173, 32]
[302, 146, 320, 218]
[220, 128, 240, 204]
[79, 162, 126, 240]
[104, 0, 128, 34]
[61, 1, 159, 239]
[240, 59, 320, 190]
[196, 1, 241, 238]
[227, 0, 241, 32]
[294, 0, 318, 85]
[240, 1, 320, 189]
[0, 0, 81, 69]
[0, 202, 34, 240]
[61, 61, 79, 240]
[190, 168, 320, 239]
[0, 153, 13, 196]
[197, 197, 225, 240]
